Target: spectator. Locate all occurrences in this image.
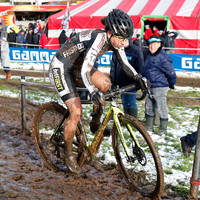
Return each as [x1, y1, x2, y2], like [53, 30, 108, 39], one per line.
[40, 27, 48, 49]
[18, 24, 23, 32]
[1, 37, 11, 80]
[70, 28, 76, 38]
[144, 24, 152, 42]
[26, 28, 33, 48]
[180, 130, 198, 156]
[133, 33, 147, 52]
[7, 27, 16, 47]
[158, 30, 167, 48]
[153, 26, 159, 36]
[142, 36, 177, 135]
[158, 30, 167, 41]
[17, 29, 25, 48]
[0, 19, 7, 39]
[165, 31, 178, 54]
[110, 38, 144, 118]
[28, 23, 35, 31]
[36, 20, 42, 32]
[59, 30, 68, 47]
[33, 28, 40, 48]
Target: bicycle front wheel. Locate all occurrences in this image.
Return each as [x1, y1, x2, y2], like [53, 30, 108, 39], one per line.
[33, 102, 69, 172]
[112, 114, 164, 198]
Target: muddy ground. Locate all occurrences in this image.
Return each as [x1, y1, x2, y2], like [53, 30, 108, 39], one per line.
[0, 74, 197, 200]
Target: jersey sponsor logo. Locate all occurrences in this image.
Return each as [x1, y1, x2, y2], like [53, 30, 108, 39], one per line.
[97, 33, 105, 50]
[52, 68, 65, 92]
[79, 30, 92, 42]
[63, 43, 84, 57]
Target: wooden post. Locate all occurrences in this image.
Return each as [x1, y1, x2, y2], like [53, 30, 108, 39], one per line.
[21, 75, 26, 130]
[188, 114, 200, 199]
[43, 61, 46, 82]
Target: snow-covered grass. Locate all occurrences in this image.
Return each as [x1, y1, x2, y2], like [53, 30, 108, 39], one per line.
[1, 62, 200, 197]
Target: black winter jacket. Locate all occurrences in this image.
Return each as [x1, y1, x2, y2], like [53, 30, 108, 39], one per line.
[165, 31, 178, 49]
[110, 38, 144, 88]
[59, 30, 68, 47]
[133, 38, 147, 52]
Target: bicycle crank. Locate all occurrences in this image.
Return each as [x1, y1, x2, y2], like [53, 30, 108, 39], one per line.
[77, 145, 93, 167]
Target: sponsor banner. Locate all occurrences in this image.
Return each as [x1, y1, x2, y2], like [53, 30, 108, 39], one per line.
[169, 54, 200, 71]
[9, 48, 200, 71]
[10, 47, 57, 62]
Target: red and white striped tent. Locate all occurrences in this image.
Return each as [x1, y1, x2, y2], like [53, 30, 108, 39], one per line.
[48, 0, 200, 54]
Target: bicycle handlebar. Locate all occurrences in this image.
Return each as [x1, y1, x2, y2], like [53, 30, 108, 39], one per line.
[104, 84, 146, 101]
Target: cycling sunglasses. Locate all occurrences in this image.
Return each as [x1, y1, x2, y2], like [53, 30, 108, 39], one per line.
[111, 32, 128, 41]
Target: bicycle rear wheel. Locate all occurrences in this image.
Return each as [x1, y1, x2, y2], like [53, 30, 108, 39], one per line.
[33, 102, 83, 172]
[112, 114, 164, 198]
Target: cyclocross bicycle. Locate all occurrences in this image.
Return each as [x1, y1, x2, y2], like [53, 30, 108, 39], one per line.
[33, 82, 164, 199]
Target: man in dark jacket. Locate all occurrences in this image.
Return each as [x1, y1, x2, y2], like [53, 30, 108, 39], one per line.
[110, 38, 144, 118]
[142, 36, 177, 135]
[69, 28, 76, 38]
[165, 31, 178, 54]
[33, 28, 40, 48]
[134, 34, 147, 52]
[17, 29, 25, 48]
[8, 28, 16, 47]
[59, 30, 68, 47]
[26, 28, 33, 48]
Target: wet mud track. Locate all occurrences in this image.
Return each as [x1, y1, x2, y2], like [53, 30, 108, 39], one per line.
[0, 82, 189, 199]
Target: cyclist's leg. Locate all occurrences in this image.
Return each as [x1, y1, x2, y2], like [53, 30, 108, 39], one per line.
[63, 97, 82, 174]
[49, 57, 82, 174]
[90, 70, 112, 136]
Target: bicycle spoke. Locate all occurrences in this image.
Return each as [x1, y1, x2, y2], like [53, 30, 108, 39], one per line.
[34, 102, 69, 172]
[113, 114, 164, 198]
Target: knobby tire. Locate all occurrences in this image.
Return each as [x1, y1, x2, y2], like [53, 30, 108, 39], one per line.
[112, 114, 164, 199]
[33, 102, 83, 172]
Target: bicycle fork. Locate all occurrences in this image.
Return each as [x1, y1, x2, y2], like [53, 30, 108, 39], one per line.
[113, 107, 141, 161]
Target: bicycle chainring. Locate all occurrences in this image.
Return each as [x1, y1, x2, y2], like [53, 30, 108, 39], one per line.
[133, 146, 147, 166]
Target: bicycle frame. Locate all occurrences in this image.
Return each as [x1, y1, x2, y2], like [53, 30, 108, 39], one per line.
[78, 99, 141, 168]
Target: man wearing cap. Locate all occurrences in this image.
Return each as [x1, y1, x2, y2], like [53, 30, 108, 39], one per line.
[142, 36, 177, 135]
[165, 31, 178, 54]
[69, 28, 76, 38]
[7, 27, 16, 47]
[17, 29, 25, 48]
[33, 28, 40, 49]
[133, 33, 147, 52]
[153, 26, 159, 36]
[144, 24, 152, 42]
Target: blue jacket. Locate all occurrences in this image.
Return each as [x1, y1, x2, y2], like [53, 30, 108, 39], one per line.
[110, 38, 144, 88]
[142, 47, 176, 88]
[17, 31, 25, 44]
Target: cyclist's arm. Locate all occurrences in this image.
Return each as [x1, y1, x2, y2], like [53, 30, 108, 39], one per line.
[81, 32, 107, 94]
[113, 47, 138, 79]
